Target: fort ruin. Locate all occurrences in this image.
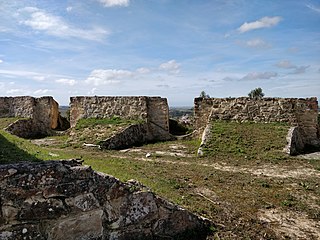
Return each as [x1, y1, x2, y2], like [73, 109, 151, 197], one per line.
[1, 95, 320, 239]
[194, 97, 320, 155]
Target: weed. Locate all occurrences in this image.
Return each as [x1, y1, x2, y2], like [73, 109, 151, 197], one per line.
[281, 194, 296, 207]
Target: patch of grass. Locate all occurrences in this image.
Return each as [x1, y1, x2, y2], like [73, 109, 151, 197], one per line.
[0, 117, 24, 129]
[0, 130, 74, 164]
[75, 116, 144, 130]
[203, 121, 290, 162]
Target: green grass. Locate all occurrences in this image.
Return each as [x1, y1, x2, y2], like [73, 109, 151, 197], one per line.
[75, 116, 144, 130]
[0, 117, 23, 129]
[203, 121, 290, 162]
[0, 130, 74, 164]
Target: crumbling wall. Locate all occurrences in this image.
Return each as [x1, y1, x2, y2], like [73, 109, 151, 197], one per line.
[0, 160, 210, 239]
[194, 97, 319, 154]
[69, 96, 172, 146]
[69, 96, 150, 128]
[0, 96, 61, 138]
[0, 96, 35, 118]
[146, 97, 171, 141]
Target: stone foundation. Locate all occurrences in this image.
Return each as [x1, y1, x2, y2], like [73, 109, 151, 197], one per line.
[0, 160, 211, 239]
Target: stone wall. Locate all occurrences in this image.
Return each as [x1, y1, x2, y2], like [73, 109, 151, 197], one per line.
[194, 97, 319, 154]
[69, 96, 171, 142]
[0, 160, 210, 239]
[0, 96, 60, 138]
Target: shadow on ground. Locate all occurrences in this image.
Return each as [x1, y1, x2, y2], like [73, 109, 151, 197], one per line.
[0, 133, 41, 164]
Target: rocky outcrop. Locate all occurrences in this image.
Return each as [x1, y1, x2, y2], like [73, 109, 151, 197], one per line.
[0, 96, 62, 138]
[0, 160, 211, 240]
[194, 97, 320, 155]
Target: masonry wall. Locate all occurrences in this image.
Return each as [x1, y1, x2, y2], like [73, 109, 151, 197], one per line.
[0, 96, 60, 137]
[69, 96, 170, 141]
[194, 97, 319, 151]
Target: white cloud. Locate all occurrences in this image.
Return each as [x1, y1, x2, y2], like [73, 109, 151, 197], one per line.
[0, 59, 3, 63]
[159, 60, 181, 74]
[6, 88, 30, 95]
[34, 89, 50, 95]
[275, 60, 310, 74]
[276, 60, 296, 69]
[56, 78, 77, 86]
[66, 6, 73, 12]
[98, 0, 130, 7]
[291, 65, 309, 74]
[85, 69, 133, 86]
[238, 16, 282, 33]
[241, 72, 278, 80]
[32, 76, 46, 81]
[88, 88, 97, 95]
[0, 69, 45, 79]
[244, 38, 270, 48]
[18, 7, 109, 41]
[306, 4, 320, 13]
[136, 67, 150, 74]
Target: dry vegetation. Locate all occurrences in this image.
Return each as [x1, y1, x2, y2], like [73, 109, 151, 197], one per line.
[1, 118, 320, 239]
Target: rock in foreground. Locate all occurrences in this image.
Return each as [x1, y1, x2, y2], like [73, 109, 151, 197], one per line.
[0, 160, 211, 240]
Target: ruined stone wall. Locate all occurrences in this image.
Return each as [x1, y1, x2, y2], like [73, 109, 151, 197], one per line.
[69, 96, 171, 142]
[0, 96, 60, 137]
[194, 97, 319, 153]
[69, 96, 149, 128]
[0, 160, 210, 239]
[0, 97, 35, 118]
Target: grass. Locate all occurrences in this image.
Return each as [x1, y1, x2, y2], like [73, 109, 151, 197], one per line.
[203, 121, 290, 163]
[0, 119, 319, 239]
[0, 117, 23, 129]
[75, 116, 144, 130]
[0, 119, 74, 164]
[69, 116, 145, 145]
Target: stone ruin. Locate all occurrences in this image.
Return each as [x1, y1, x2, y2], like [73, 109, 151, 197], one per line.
[1, 95, 320, 239]
[194, 97, 320, 155]
[1, 95, 319, 153]
[0, 160, 211, 239]
[0, 96, 68, 138]
[69, 96, 174, 149]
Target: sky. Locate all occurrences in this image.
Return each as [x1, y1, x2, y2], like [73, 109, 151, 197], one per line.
[0, 0, 319, 106]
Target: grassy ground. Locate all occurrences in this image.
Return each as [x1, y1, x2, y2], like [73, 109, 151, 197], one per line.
[68, 117, 145, 146]
[0, 118, 319, 239]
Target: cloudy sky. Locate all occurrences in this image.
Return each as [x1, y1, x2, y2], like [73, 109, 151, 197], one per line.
[0, 0, 319, 106]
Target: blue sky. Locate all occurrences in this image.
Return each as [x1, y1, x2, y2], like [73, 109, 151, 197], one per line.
[0, 0, 319, 106]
